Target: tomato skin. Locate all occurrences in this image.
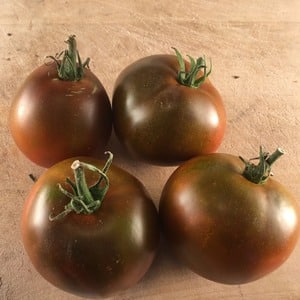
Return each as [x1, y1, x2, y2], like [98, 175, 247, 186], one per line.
[9, 63, 112, 168]
[112, 54, 226, 165]
[21, 157, 160, 298]
[159, 153, 300, 284]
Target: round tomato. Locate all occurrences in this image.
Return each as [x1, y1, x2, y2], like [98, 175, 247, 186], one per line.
[112, 48, 226, 165]
[21, 153, 160, 298]
[9, 35, 112, 168]
[159, 147, 300, 284]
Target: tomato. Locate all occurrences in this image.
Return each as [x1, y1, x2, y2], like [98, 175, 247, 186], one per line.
[159, 147, 300, 284]
[21, 153, 160, 298]
[9, 35, 112, 168]
[112, 48, 226, 165]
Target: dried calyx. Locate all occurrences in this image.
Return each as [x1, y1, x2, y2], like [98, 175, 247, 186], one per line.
[172, 47, 211, 88]
[46, 35, 90, 81]
[240, 146, 284, 184]
[49, 152, 113, 221]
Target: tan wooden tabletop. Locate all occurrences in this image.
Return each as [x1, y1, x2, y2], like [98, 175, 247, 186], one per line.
[1, 1, 300, 299]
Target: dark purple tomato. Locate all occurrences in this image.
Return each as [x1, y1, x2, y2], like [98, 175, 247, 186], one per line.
[112, 48, 226, 165]
[159, 148, 300, 284]
[21, 154, 160, 298]
[9, 35, 112, 168]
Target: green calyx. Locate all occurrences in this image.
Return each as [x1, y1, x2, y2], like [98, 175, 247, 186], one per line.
[172, 47, 212, 88]
[49, 152, 113, 221]
[240, 146, 284, 184]
[46, 35, 90, 81]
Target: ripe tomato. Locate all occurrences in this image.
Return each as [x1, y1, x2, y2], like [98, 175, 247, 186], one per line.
[21, 153, 160, 298]
[159, 147, 300, 284]
[112, 48, 226, 165]
[9, 35, 112, 168]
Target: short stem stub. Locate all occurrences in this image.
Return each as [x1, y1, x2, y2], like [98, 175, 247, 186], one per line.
[46, 35, 90, 81]
[49, 152, 113, 221]
[240, 146, 284, 184]
[172, 47, 211, 88]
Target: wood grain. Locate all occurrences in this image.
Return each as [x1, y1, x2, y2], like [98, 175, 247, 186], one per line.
[1, 1, 300, 299]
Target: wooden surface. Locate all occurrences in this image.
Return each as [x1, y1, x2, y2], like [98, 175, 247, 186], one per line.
[1, 1, 300, 299]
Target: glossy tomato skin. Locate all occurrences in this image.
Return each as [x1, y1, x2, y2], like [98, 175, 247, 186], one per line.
[22, 157, 160, 298]
[112, 54, 226, 165]
[159, 153, 300, 284]
[9, 63, 112, 168]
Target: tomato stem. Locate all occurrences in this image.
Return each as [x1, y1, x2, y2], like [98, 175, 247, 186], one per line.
[49, 152, 113, 221]
[46, 35, 90, 81]
[240, 147, 284, 184]
[172, 47, 211, 88]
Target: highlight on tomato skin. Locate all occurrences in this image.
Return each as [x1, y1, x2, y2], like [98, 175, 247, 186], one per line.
[9, 35, 113, 168]
[21, 153, 160, 298]
[159, 148, 300, 284]
[112, 48, 226, 166]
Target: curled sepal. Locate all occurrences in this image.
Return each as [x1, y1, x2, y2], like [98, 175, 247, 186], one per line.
[172, 47, 212, 88]
[49, 152, 113, 221]
[239, 146, 284, 184]
[46, 35, 90, 81]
